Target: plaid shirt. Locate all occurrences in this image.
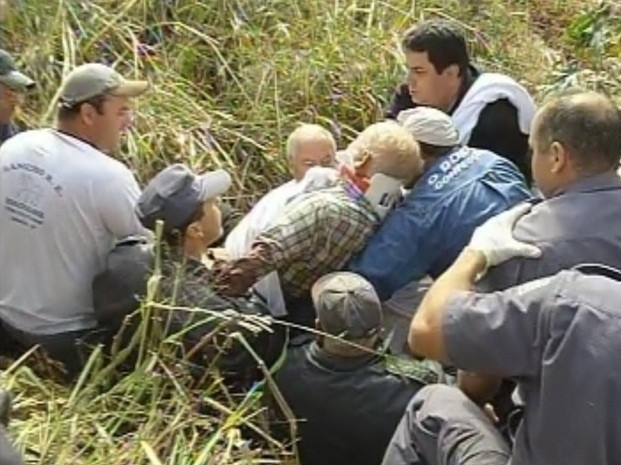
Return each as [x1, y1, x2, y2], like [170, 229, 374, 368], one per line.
[216, 181, 380, 298]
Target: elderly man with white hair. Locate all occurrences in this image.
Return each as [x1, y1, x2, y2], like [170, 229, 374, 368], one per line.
[224, 124, 337, 316]
[348, 107, 531, 353]
[215, 121, 423, 327]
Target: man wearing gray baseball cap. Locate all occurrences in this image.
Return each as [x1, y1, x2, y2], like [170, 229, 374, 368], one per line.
[0, 48, 35, 145]
[0, 62, 149, 378]
[270, 271, 441, 465]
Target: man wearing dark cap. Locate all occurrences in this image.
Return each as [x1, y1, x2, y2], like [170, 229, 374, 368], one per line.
[0, 63, 149, 376]
[0, 48, 35, 145]
[269, 271, 441, 465]
[132, 164, 282, 384]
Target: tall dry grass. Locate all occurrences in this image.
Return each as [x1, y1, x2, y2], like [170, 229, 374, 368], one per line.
[1, 0, 620, 463]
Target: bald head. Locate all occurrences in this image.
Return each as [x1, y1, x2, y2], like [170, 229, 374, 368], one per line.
[532, 90, 621, 173]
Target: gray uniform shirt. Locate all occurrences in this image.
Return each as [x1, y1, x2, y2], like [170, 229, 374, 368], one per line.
[482, 172, 621, 290]
[444, 269, 621, 465]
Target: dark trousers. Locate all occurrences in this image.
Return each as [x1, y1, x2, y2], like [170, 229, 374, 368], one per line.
[0, 320, 111, 379]
[382, 385, 511, 465]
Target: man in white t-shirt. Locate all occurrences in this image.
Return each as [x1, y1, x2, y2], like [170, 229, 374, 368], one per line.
[0, 63, 149, 376]
[224, 124, 336, 316]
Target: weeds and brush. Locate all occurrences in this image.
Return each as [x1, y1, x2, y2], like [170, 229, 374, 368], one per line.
[1, 0, 620, 463]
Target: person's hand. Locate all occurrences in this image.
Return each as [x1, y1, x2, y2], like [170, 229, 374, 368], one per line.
[467, 203, 542, 268]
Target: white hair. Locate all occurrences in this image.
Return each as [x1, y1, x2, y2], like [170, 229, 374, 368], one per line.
[285, 124, 337, 160]
[347, 121, 423, 182]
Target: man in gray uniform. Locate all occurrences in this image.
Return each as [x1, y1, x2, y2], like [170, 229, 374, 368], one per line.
[382, 204, 621, 465]
[464, 89, 621, 414]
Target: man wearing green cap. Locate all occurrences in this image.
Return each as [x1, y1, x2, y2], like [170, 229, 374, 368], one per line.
[269, 271, 442, 465]
[0, 48, 35, 146]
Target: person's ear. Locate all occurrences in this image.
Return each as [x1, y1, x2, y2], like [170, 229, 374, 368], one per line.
[185, 221, 204, 240]
[80, 103, 97, 127]
[550, 141, 568, 174]
[354, 149, 373, 176]
[442, 63, 460, 79]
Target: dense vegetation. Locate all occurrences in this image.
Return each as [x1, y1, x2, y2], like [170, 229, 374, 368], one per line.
[1, 0, 619, 463]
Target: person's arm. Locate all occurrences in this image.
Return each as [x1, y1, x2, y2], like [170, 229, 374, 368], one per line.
[385, 83, 415, 120]
[215, 197, 328, 296]
[409, 203, 541, 362]
[467, 99, 532, 184]
[98, 169, 147, 238]
[409, 249, 486, 362]
[348, 195, 435, 300]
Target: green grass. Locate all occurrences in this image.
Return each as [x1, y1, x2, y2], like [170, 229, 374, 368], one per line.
[1, 0, 620, 463]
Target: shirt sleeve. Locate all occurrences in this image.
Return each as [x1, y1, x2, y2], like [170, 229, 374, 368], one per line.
[215, 196, 332, 295]
[467, 99, 532, 184]
[384, 83, 414, 119]
[348, 196, 437, 301]
[98, 169, 147, 239]
[443, 275, 557, 378]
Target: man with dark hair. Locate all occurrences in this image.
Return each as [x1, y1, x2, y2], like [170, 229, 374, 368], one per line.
[0, 63, 148, 376]
[0, 49, 35, 146]
[348, 107, 530, 352]
[383, 204, 621, 465]
[386, 20, 536, 183]
[269, 272, 441, 465]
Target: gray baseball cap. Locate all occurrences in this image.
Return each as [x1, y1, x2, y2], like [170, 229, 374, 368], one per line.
[397, 106, 460, 146]
[59, 63, 149, 107]
[136, 164, 232, 233]
[0, 49, 35, 91]
[312, 271, 383, 339]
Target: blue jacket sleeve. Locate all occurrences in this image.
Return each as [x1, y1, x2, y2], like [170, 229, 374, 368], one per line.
[348, 197, 436, 300]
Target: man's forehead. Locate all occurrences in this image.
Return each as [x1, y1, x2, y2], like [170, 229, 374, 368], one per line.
[404, 50, 432, 66]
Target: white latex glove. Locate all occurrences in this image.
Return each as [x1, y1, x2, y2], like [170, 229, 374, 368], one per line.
[467, 203, 542, 268]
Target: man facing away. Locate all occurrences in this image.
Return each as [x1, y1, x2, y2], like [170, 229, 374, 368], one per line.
[383, 203, 621, 465]
[225, 124, 336, 317]
[270, 272, 441, 465]
[460, 90, 621, 419]
[0, 63, 149, 376]
[0, 49, 35, 146]
[386, 20, 536, 183]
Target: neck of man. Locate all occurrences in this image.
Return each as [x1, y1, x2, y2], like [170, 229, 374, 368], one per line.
[321, 337, 376, 358]
[446, 69, 474, 114]
[55, 121, 101, 151]
[183, 238, 206, 263]
[0, 110, 12, 126]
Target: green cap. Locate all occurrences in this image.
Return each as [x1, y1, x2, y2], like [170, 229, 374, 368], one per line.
[59, 63, 149, 107]
[312, 271, 383, 340]
[0, 49, 35, 91]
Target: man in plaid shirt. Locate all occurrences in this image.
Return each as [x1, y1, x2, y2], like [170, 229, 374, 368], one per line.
[215, 121, 423, 326]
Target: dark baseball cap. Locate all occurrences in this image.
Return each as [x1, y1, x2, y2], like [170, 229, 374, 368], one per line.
[136, 164, 232, 233]
[312, 271, 383, 340]
[59, 63, 149, 107]
[0, 49, 35, 91]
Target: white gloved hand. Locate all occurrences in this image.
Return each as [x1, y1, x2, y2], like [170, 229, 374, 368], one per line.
[467, 203, 542, 268]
